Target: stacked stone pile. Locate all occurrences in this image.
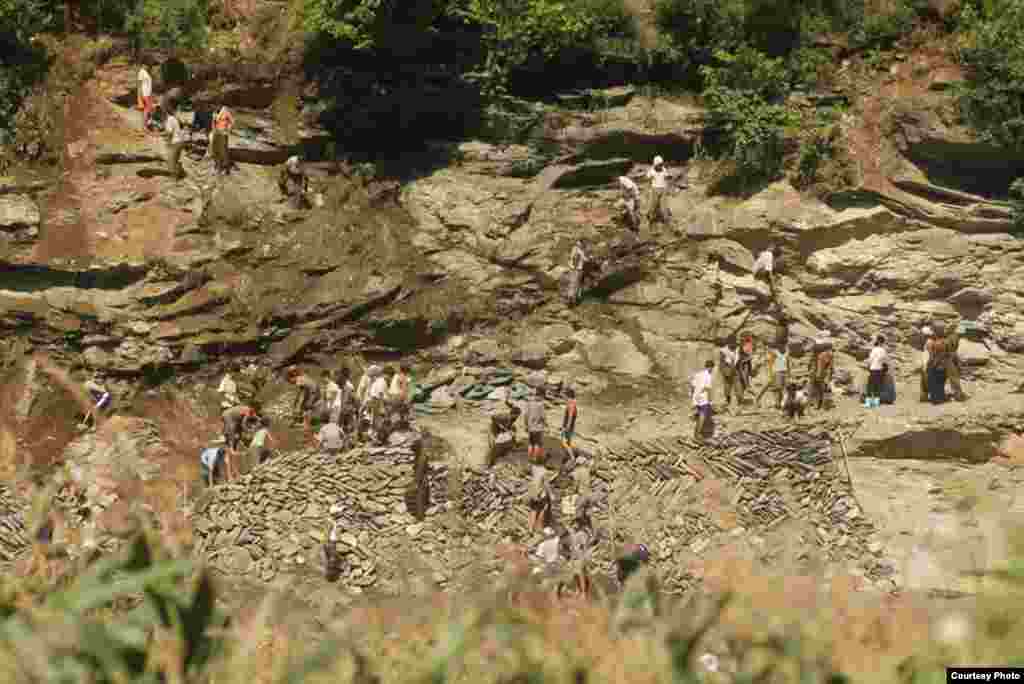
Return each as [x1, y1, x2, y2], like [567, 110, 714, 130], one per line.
[192, 423, 895, 595]
[0, 485, 28, 562]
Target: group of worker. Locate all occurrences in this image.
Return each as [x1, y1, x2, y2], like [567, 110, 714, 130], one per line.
[615, 155, 676, 232]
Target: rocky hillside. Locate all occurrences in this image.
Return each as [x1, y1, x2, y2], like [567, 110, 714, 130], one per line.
[4, 41, 1024, 604]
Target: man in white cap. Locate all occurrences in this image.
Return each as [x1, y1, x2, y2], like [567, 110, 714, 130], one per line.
[616, 175, 641, 231]
[646, 155, 671, 226]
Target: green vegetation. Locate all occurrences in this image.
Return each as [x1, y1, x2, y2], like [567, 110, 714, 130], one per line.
[0, 0, 53, 148]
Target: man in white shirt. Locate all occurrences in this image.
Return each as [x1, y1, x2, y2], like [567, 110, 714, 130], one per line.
[866, 335, 887, 402]
[691, 359, 715, 441]
[387, 362, 412, 425]
[162, 105, 186, 179]
[753, 246, 780, 295]
[567, 239, 587, 305]
[617, 175, 641, 231]
[138, 65, 154, 129]
[919, 326, 933, 402]
[217, 370, 238, 409]
[645, 155, 671, 225]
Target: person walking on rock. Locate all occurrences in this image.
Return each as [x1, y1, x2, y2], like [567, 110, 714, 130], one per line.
[560, 388, 579, 463]
[718, 340, 740, 411]
[756, 343, 790, 410]
[388, 362, 412, 426]
[138, 63, 154, 130]
[865, 335, 887, 404]
[567, 239, 587, 306]
[617, 175, 641, 232]
[646, 155, 671, 226]
[211, 105, 234, 175]
[289, 367, 321, 434]
[918, 325, 933, 403]
[161, 104, 186, 180]
[222, 405, 257, 466]
[944, 319, 966, 402]
[331, 367, 356, 431]
[524, 388, 548, 464]
[691, 359, 715, 442]
[753, 246, 780, 297]
[809, 339, 834, 411]
[526, 469, 553, 534]
[736, 334, 755, 405]
[249, 417, 276, 467]
[925, 330, 948, 404]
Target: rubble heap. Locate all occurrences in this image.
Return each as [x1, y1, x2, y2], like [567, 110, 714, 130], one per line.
[193, 423, 896, 595]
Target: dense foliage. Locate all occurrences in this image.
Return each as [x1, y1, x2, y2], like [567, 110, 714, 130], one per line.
[0, 0, 53, 146]
[956, 0, 1024, 150]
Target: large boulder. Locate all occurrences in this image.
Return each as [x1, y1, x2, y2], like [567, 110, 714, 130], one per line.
[0, 195, 41, 241]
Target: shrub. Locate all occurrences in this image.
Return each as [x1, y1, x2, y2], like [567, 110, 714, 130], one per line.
[700, 46, 796, 180]
[956, 0, 1024, 150]
[126, 0, 210, 54]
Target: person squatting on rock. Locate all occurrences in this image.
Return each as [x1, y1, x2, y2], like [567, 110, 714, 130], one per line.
[526, 467, 553, 534]
[211, 105, 234, 175]
[567, 239, 587, 306]
[561, 388, 578, 462]
[137, 63, 154, 130]
[199, 445, 229, 487]
[160, 103, 187, 180]
[865, 335, 887, 404]
[756, 342, 790, 410]
[808, 333, 833, 410]
[317, 420, 346, 455]
[646, 155, 671, 226]
[718, 339, 740, 411]
[279, 155, 310, 209]
[782, 381, 808, 421]
[691, 359, 715, 442]
[524, 387, 548, 464]
[289, 367, 321, 434]
[81, 372, 111, 429]
[617, 175, 641, 232]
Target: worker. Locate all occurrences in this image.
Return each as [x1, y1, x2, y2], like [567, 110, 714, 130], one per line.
[809, 337, 834, 411]
[524, 387, 548, 464]
[944, 319, 966, 402]
[388, 362, 412, 427]
[646, 155, 671, 226]
[756, 343, 791, 410]
[753, 246, 781, 296]
[567, 239, 587, 306]
[218, 365, 239, 409]
[160, 103, 186, 180]
[865, 335, 887, 406]
[718, 339, 740, 411]
[137, 62, 154, 130]
[222, 405, 258, 469]
[691, 359, 715, 442]
[211, 105, 234, 175]
[199, 446, 229, 487]
[81, 372, 111, 429]
[526, 468, 553, 534]
[782, 381, 808, 420]
[919, 326, 933, 403]
[560, 387, 579, 462]
[617, 175, 641, 232]
[289, 367, 321, 433]
[925, 330, 948, 404]
[278, 155, 310, 209]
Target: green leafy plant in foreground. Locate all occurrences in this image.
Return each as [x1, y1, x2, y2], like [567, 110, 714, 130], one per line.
[0, 532, 229, 683]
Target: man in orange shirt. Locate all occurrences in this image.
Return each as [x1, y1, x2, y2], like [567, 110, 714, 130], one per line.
[211, 106, 234, 175]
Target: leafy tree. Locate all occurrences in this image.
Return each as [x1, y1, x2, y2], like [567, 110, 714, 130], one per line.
[0, 0, 53, 144]
[302, 0, 452, 51]
[126, 0, 210, 54]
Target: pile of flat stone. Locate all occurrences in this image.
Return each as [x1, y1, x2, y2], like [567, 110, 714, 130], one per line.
[0, 485, 28, 563]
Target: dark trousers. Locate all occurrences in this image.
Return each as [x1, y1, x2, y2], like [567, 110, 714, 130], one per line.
[866, 369, 884, 398]
[927, 366, 947, 403]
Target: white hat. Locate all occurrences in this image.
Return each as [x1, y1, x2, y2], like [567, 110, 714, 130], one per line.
[368, 364, 381, 376]
[286, 155, 301, 170]
[653, 155, 664, 165]
[542, 527, 554, 537]
[922, 326, 934, 336]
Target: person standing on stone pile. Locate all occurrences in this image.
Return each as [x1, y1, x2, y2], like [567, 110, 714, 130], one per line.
[199, 445, 229, 487]
[565, 506, 594, 600]
[944, 319, 966, 402]
[736, 334, 755, 405]
[782, 381, 808, 421]
[646, 155, 671, 226]
[211, 105, 234, 176]
[753, 246, 780, 297]
[524, 387, 548, 465]
[278, 155, 310, 209]
[691, 360, 715, 442]
[718, 339, 740, 411]
[809, 338, 834, 411]
[388, 362, 412, 426]
[160, 103, 187, 180]
[526, 467, 553, 533]
[81, 372, 111, 429]
[218, 365, 239, 409]
[567, 239, 588, 306]
[617, 175, 641, 232]
[289, 367, 321, 434]
[756, 343, 791, 410]
[560, 387, 579, 463]
[137, 62, 154, 130]
[925, 330, 948, 404]
[367, 365, 390, 438]
[249, 416, 276, 467]
[323, 372, 341, 420]
[864, 335, 887, 406]
[331, 367, 356, 431]
[880, 362, 896, 405]
[222, 405, 257, 472]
